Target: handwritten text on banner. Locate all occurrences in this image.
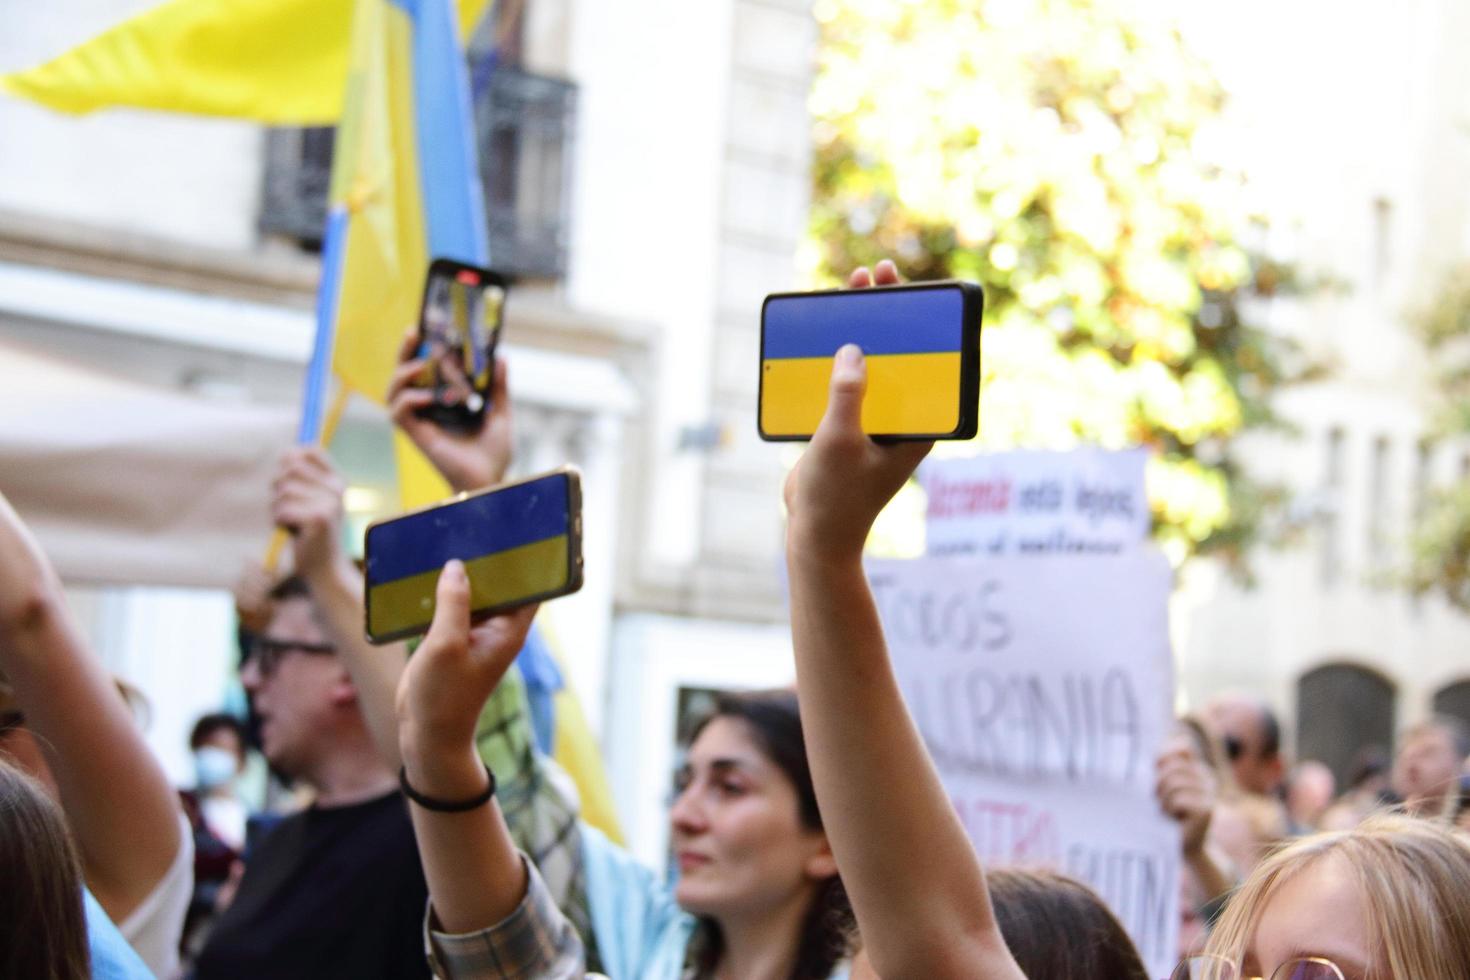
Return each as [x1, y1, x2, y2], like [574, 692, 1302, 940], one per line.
[869, 550, 1180, 977]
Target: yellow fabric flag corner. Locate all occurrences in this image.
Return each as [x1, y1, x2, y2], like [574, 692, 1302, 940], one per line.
[0, 0, 491, 125]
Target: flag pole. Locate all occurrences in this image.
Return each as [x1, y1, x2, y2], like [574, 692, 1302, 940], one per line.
[265, 205, 351, 573]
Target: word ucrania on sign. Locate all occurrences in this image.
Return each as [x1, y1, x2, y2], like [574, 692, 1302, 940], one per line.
[921, 448, 1148, 557]
[868, 549, 1180, 978]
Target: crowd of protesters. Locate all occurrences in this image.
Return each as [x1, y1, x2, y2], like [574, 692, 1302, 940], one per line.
[4, 261, 1470, 979]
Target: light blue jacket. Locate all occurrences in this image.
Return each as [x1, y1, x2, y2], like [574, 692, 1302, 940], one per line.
[84, 888, 155, 980]
[581, 826, 848, 980]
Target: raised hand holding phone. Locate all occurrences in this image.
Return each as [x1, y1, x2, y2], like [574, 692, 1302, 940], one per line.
[783, 262, 935, 561]
[388, 258, 513, 495]
[389, 327, 514, 494]
[783, 260, 1024, 980]
[783, 343, 934, 560]
[760, 259, 981, 441]
[396, 559, 538, 785]
[395, 559, 536, 936]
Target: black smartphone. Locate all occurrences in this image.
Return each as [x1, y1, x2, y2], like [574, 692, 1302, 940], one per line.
[362, 468, 584, 644]
[758, 280, 983, 441]
[415, 258, 508, 432]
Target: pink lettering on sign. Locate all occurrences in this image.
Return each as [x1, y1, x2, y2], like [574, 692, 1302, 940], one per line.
[951, 797, 1061, 866]
[927, 476, 1012, 518]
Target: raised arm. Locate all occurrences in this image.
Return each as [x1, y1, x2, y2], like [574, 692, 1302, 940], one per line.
[1156, 734, 1235, 905]
[397, 561, 531, 931]
[390, 336, 598, 954]
[0, 491, 182, 924]
[271, 446, 408, 770]
[397, 561, 586, 980]
[782, 263, 1024, 980]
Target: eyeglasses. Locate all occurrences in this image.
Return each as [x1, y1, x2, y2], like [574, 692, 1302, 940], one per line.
[245, 637, 337, 678]
[1172, 955, 1346, 980]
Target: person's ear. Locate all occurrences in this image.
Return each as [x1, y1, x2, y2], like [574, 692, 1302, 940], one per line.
[804, 834, 839, 881]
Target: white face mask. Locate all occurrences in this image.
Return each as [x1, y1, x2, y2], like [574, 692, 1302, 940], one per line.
[194, 746, 239, 790]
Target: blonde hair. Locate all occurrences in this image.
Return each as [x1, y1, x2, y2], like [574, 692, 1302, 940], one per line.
[1205, 815, 1470, 979]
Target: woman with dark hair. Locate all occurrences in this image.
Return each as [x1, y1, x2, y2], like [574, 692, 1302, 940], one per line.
[394, 562, 854, 979]
[987, 869, 1148, 980]
[0, 759, 90, 980]
[677, 690, 853, 979]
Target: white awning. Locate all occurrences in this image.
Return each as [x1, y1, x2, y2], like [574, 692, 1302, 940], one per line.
[0, 343, 292, 588]
[0, 260, 640, 414]
[0, 260, 642, 587]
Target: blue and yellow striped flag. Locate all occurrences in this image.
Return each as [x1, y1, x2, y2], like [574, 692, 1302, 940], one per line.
[304, 0, 491, 507]
[760, 287, 968, 437]
[364, 473, 573, 639]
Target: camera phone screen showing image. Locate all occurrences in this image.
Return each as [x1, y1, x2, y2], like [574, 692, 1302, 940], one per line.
[421, 265, 504, 422]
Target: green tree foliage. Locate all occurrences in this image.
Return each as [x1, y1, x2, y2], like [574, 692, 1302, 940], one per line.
[809, 0, 1308, 566]
[1409, 266, 1470, 608]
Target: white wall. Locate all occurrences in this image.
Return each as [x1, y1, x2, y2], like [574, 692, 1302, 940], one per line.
[1172, 0, 1470, 734]
[66, 584, 239, 787]
[564, 0, 736, 571]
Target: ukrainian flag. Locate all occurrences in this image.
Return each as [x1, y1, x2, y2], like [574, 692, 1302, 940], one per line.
[304, 0, 490, 507]
[3, 0, 491, 509]
[365, 474, 572, 640]
[760, 287, 969, 438]
[8, 0, 629, 844]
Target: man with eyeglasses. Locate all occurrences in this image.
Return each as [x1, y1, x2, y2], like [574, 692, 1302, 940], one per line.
[193, 452, 430, 980]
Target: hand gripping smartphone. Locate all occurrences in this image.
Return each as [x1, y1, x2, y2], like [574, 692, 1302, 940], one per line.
[415, 258, 509, 432]
[362, 468, 584, 644]
[758, 280, 983, 441]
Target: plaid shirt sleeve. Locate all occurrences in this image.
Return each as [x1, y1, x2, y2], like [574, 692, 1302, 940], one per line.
[426, 856, 593, 980]
[473, 667, 601, 972]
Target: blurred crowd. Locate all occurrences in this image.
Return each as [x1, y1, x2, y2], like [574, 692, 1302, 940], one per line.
[3, 263, 1470, 980]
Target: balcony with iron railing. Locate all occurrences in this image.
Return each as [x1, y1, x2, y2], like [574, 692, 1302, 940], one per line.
[259, 66, 576, 281]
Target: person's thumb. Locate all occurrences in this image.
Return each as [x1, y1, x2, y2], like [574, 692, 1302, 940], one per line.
[820, 344, 867, 437]
[424, 559, 472, 653]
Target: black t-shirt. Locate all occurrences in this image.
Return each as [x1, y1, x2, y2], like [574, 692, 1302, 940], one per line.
[193, 790, 429, 980]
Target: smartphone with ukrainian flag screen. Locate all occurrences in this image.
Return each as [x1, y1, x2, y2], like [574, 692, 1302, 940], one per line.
[362, 469, 583, 644]
[758, 280, 982, 441]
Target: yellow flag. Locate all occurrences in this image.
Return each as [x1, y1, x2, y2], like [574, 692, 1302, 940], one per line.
[0, 0, 491, 125]
[553, 683, 626, 844]
[323, 0, 490, 507]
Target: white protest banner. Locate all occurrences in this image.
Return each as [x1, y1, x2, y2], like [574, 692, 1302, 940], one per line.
[921, 448, 1149, 557]
[868, 550, 1180, 977]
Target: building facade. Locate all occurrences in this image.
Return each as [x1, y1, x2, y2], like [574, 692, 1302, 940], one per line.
[0, 0, 815, 866]
[1173, 0, 1470, 784]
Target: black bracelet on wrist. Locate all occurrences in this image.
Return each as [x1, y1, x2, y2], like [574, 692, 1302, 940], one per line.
[398, 763, 496, 813]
